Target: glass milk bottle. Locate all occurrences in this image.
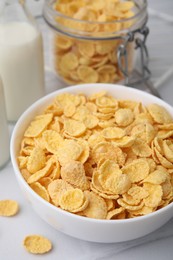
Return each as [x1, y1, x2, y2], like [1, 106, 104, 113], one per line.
[0, 76, 10, 169]
[0, 0, 45, 122]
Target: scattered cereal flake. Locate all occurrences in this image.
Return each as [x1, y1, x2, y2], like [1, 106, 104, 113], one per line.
[23, 235, 52, 254]
[0, 200, 19, 216]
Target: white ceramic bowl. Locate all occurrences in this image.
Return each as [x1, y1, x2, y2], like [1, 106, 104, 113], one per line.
[10, 84, 173, 243]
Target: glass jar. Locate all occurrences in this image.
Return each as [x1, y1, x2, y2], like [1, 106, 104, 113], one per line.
[43, 0, 148, 86]
[0, 0, 45, 122]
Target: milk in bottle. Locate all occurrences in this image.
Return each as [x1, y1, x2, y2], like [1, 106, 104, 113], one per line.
[0, 0, 45, 122]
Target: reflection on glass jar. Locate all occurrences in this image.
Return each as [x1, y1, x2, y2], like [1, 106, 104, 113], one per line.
[44, 0, 148, 86]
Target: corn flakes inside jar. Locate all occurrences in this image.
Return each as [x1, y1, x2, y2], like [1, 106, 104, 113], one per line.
[43, 0, 148, 86]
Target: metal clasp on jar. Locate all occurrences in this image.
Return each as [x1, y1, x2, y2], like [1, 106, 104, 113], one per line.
[117, 25, 150, 85]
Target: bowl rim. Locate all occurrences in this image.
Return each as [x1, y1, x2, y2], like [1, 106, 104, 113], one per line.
[10, 83, 173, 224]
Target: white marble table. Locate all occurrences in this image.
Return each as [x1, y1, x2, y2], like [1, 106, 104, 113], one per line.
[1, 1, 173, 260]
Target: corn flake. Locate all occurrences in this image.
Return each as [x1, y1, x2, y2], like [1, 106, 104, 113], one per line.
[57, 139, 83, 165]
[132, 139, 152, 158]
[23, 235, 52, 254]
[64, 118, 86, 137]
[61, 160, 90, 190]
[0, 200, 19, 217]
[115, 108, 134, 126]
[27, 158, 54, 184]
[147, 104, 173, 124]
[143, 183, 163, 208]
[77, 65, 98, 83]
[24, 114, 53, 138]
[122, 159, 149, 183]
[43, 130, 64, 154]
[60, 52, 79, 71]
[30, 182, 50, 202]
[82, 191, 107, 219]
[106, 207, 125, 220]
[59, 188, 86, 213]
[102, 126, 125, 139]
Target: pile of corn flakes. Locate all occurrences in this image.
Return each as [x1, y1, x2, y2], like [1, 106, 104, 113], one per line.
[53, 0, 135, 84]
[18, 91, 173, 220]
